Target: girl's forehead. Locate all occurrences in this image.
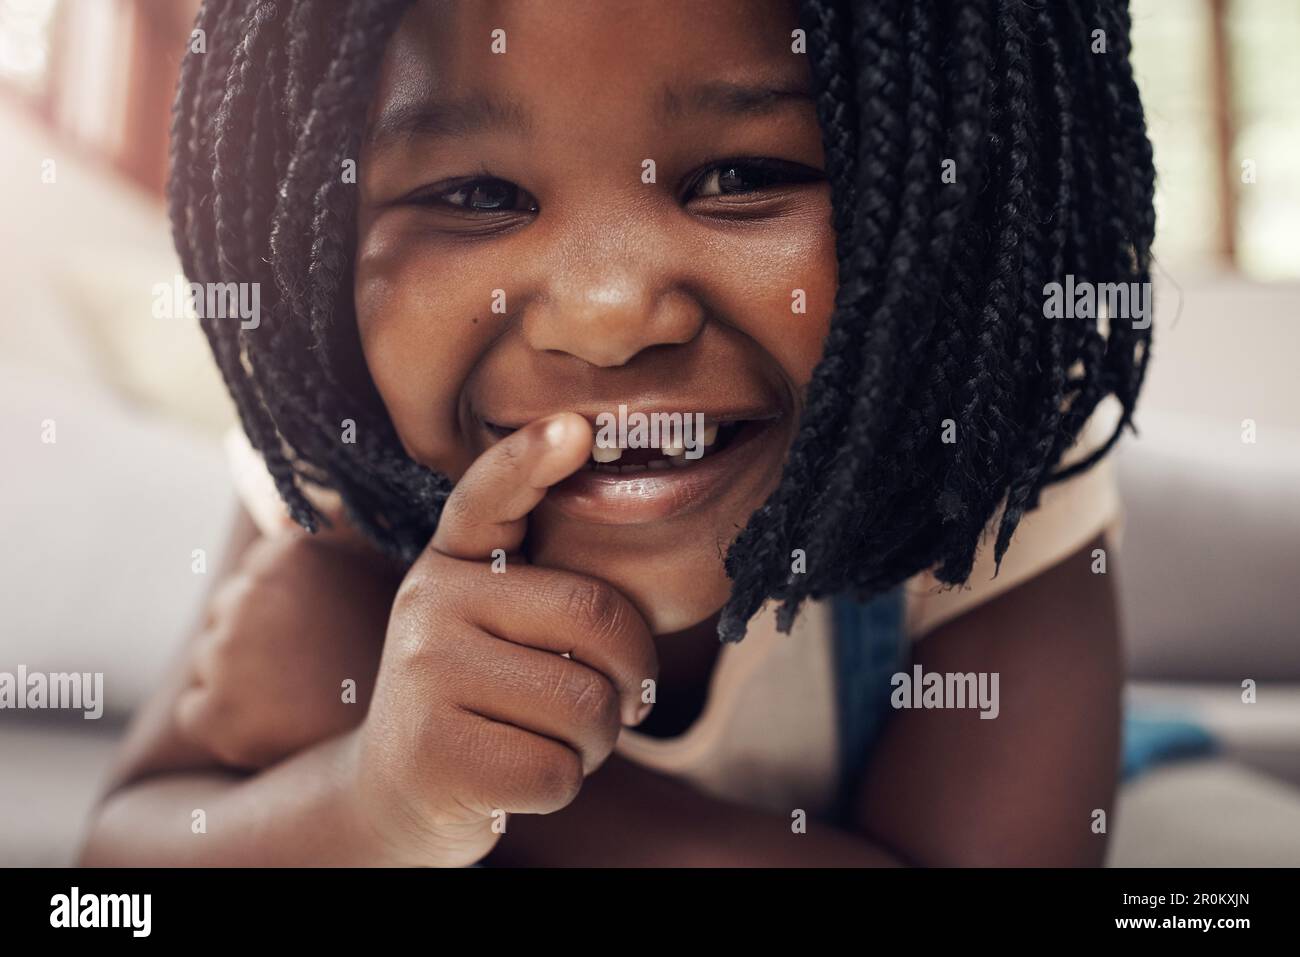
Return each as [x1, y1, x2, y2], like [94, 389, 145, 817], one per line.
[376, 0, 803, 108]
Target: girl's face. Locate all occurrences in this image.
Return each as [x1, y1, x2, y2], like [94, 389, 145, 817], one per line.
[355, 0, 834, 635]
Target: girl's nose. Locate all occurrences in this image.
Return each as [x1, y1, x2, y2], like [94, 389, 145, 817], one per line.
[521, 267, 706, 368]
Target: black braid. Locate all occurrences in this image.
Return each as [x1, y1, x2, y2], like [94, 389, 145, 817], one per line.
[171, 0, 1156, 642]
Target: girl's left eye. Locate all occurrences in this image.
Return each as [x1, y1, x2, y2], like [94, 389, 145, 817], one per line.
[687, 159, 823, 200]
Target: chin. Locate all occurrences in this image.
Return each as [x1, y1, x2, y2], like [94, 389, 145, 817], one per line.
[527, 523, 735, 637]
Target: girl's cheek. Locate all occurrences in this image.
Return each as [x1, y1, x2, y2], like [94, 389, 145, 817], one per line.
[353, 228, 497, 477]
[774, 204, 838, 385]
[709, 200, 837, 397]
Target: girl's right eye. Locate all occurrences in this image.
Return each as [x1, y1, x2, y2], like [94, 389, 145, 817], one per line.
[409, 177, 539, 215]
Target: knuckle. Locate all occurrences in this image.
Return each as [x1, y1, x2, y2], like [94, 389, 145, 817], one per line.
[178, 689, 259, 767]
[213, 732, 268, 771]
[389, 580, 471, 670]
[496, 439, 522, 468]
[207, 574, 254, 619]
[423, 704, 481, 773]
[558, 668, 618, 728]
[560, 578, 617, 631]
[393, 555, 467, 618]
[391, 572, 430, 619]
[174, 688, 208, 739]
[206, 623, 241, 661]
[200, 632, 245, 688]
[196, 688, 234, 734]
[188, 635, 217, 684]
[523, 745, 583, 810]
[440, 492, 475, 532]
[208, 731, 252, 769]
[391, 566, 446, 626]
[429, 718, 500, 813]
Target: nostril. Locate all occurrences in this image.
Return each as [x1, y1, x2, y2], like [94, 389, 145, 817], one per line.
[520, 283, 705, 368]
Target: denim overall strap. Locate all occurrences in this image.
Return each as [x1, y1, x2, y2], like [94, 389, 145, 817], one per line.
[830, 588, 908, 827]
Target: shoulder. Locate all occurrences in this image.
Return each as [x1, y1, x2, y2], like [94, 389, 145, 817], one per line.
[223, 426, 361, 545]
[905, 410, 1124, 640]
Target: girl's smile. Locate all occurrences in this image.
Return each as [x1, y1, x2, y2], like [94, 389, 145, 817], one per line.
[542, 413, 782, 526]
[475, 406, 786, 526]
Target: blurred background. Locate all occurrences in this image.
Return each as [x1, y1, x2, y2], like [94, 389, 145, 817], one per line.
[0, 0, 1297, 865]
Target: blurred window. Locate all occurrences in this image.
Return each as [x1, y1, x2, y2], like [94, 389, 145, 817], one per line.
[1132, 0, 1300, 278]
[1227, 0, 1300, 279]
[0, 0, 59, 97]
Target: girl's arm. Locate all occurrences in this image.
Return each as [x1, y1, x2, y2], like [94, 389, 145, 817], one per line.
[485, 753, 900, 867]
[488, 538, 1119, 867]
[79, 736, 390, 866]
[79, 508, 399, 866]
[855, 535, 1123, 866]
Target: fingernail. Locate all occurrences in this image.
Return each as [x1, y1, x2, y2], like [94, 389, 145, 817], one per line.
[543, 416, 571, 449]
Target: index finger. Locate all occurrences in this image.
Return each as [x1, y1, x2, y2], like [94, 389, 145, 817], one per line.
[430, 412, 592, 561]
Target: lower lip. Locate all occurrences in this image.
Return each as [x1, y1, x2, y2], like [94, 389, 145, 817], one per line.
[541, 419, 779, 526]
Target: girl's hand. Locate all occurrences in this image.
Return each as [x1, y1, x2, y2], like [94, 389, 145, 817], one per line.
[175, 531, 397, 769]
[346, 413, 659, 867]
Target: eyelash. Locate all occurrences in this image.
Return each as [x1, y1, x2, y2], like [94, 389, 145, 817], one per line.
[682, 158, 824, 201]
[405, 158, 823, 215]
[414, 178, 538, 215]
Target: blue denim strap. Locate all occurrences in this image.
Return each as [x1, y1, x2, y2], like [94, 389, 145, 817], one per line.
[830, 588, 908, 826]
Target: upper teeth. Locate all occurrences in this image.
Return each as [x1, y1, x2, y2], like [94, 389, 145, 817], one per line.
[586, 422, 726, 466]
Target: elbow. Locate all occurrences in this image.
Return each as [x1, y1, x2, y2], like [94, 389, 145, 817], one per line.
[75, 791, 125, 867]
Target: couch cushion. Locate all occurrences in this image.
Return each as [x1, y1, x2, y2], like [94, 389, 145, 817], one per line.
[0, 362, 237, 719]
[1109, 758, 1300, 866]
[1115, 412, 1300, 680]
[0, 718, 123, 866]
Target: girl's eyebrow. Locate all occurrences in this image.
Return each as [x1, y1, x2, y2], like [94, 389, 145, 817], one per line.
[367, 91, 532, 147]
[657, 80, 814, 121]
[366, 79, 812, 150]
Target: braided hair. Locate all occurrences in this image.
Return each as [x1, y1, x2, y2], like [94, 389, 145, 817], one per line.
[171, 0, 1156, 642]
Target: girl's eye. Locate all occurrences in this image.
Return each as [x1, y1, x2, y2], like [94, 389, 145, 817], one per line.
[687, 159, 823, 200]
[417, 177, 538, 214]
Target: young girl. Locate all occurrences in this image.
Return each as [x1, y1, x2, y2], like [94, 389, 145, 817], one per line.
[81, 0, 1153, 866]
